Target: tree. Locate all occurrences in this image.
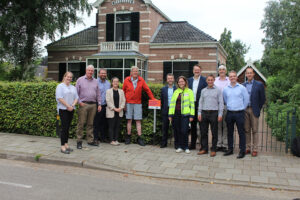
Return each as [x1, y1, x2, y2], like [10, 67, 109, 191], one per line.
[0, 0, 92, 80]
[219, 28, 249, 72]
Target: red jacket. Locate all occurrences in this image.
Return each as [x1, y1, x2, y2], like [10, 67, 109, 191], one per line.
[122, 76, 155, 104]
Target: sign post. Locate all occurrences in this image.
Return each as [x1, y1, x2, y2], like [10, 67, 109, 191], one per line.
[148, 100, 161, 133]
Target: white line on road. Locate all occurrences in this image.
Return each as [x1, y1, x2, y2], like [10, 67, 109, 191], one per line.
[0, 181, 32, 189]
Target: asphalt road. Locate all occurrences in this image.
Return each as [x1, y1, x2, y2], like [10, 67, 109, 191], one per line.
[0, 159, 299, 200]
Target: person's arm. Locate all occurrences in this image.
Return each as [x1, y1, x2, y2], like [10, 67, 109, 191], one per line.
[142, 80, 155, 100]
[119, 90, 126, 110]
[198, 90, 204, 119]
[72, 87, 79, 107]
[189, 90, 195, 121]
[242, 87, 250, 110]
[259, 83, 266, 109]
[106, 90, 115, 111]
[160, 88, 164, 109]
[75, 79, 82, 104]
[223, 89, 227, 105]
[56, 85, 73, 111]
[218, 89, 224, 122]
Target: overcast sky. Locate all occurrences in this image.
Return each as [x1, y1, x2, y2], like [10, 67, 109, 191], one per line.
[43, 0, 270, 61]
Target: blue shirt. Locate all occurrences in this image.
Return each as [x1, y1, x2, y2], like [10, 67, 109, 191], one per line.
[98, 78, 111, 105]
[245, 80, 253, 105]
[168, 86, 174, 106]
[56, 83, 78, 113]
[223, 83, 249, 111]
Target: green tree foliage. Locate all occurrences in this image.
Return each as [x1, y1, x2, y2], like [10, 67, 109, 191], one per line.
[0, 0, 92, 80]
[261, 0, 300, 139]
[219, 28, 249, 72]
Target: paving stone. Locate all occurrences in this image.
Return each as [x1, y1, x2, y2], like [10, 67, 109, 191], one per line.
[225, 169, 242, 174]
[172, 158, 188, 164]
[242, 169, 260, 176]
[277, 172, 297, 179]
[285, 168, 300, 174]
[233, 174, 250, 182]
[251, 176, 268, 184]
[161, 162, 177, 168]
[267, 166, 285, 173]
[215, 173, 232, 180]
[145, 160, 163, 167]
[219, 163, 234, 169]
[131, 158, 147, 165]
[192, 165, 209, 171]
[176, 163, 193, 170]
[180, 170, 197, 177]
[260, 171, 277, 178]
[147, 166, 165, 174]
[132, 164, 149, 172]
[288, 179, 300, 187]
[195, 171, 210, 179]
[164, 168, 181, 176]
[269, 178, 289, 186]
[260, 161, 275, 167]
[213, 158, 228, 163]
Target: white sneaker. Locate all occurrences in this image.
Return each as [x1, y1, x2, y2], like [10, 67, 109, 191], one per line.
[185, 149, 191, 154]
[175, 148, 183, 153]
[115, 141, 120, 145]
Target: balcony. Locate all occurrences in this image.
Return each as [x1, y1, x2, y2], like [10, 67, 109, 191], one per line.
[100, 41, 139, 52]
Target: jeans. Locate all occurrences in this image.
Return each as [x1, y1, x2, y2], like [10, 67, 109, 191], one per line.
[173, 112, 190, 150]
[226, 111, 246, 153]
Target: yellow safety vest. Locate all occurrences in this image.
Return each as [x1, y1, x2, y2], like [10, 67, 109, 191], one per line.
[168, 87, 195, 117]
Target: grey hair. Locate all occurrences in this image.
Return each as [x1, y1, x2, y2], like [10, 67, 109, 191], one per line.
[130, 66, 139, 72]
[86, 65, 95, 70]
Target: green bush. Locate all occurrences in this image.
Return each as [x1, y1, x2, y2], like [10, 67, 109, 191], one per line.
[0, 81, 166, 144]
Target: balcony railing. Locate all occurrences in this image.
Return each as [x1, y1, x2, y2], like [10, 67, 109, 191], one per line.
[100, 41, 139, 52]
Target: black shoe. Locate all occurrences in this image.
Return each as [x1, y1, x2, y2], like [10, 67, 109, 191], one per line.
[216, 146, 224, 152]
[237, 152, 245, 159]
[189, 145, 196, 150]
[61, 149, 70, 154]
[137, 137, 145, 146]
[88, 141, 99, 146]
[125, 135, 131, 145]
[223, 149, 233, 156]
[77, 141, 82, 149]
[160, 144, 167, 148]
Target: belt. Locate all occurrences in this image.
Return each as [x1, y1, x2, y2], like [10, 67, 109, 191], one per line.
[203, 110, 218, 113]
[228, 110, 244, 113]
[83, 101, 97, 104]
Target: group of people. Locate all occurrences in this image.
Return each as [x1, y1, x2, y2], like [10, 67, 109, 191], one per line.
[56, 63, 265, 159]
[55, 65, 155, 154]
[161, 64, 265, 159]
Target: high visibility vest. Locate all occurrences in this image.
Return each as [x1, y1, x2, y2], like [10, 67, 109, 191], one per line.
[168, 87, 195, 117]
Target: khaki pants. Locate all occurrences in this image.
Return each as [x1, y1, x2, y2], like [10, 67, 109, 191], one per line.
[217, 106, 228, 148]
[245, 107, 259, 151]
[77, 104, 97, 143]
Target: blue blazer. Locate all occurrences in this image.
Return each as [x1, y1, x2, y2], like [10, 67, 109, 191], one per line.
[160, 85, 176, 116]
[243, 80, 266, 117]
[188, 76, 207, 103]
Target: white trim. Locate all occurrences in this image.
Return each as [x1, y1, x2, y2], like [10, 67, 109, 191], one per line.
[144, 54, 156, 57]
[99, 29, 105, 32]
[237, 60, 267, 82]
[198, 60, 217, 63]
[140, 19, 151, 22]
[139, 43, 150, 45]
[98, 22, 106, 24]
[48, 71, 59, 74]
[148, 60, 163, 63]
[100, 7, 107, 9]
[98, 37, 105, 39]
[209, 53, 217, 56]
[202, 71, 217, 74]
[142, 27, 151, 30]
[48, 61, 61, 64]
[142, 35, 151, 38]
[148, 71, 162, 73]
[140, 11, 151, 14]
[147, 78, 155, 81]
[140, 4, 146, 7]
[99, 13, 106, 16]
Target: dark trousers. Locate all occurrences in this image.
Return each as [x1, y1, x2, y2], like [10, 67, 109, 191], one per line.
[59, 109, 74, 146]
[161, 114, 173, 146]
[93, 105, 108, 141]
[226, 111, 246, 153]
[108, 113, 121, 142]
[173, 112, 189, 150]
[200, 111, 218, 151]
[190, 102, 199, 147]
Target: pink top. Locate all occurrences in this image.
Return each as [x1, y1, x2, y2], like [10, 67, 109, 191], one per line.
[76, 75, 101, 105]
[214, 76, 230, 92]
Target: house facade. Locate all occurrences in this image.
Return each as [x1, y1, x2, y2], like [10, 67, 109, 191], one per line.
[46, 0, 227, 82]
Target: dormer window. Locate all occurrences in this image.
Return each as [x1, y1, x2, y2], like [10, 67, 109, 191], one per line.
[106, 12, 140, 42]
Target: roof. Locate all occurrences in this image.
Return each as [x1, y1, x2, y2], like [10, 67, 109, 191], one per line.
[46, 26, 98, 47]
[151, 22, 217, 43]
[237, 60, 267, 82]
[92, 0, 171, 21]
[87, 51, 147, 59]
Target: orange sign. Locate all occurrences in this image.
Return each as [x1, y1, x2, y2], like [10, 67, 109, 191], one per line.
[148, 100, 161, 109]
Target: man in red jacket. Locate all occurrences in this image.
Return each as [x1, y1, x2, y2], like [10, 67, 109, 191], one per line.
[122, 66, 156, 146]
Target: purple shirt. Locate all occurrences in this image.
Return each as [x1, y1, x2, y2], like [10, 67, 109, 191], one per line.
[214, 76, 230, 92]
[76, 75, 101, 105]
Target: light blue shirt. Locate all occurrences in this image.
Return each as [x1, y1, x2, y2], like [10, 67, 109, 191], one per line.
[192, 77, 200, 102]
[223, 83, 249, 111]
[131, 77, 138, 90]
[168, 87, 174, 106]
[56, 83, 78, 113]
[98, 78, 111, 105]
[245, 80, 253, 105]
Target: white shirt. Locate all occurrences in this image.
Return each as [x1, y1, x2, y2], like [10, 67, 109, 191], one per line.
[192, 77, 200, 102]
[56, 83, 78, 113]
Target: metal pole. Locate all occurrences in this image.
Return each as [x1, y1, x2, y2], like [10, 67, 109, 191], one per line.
[291, 108, 297, 141]
[153, 109, 157, 133]
[286, 111, 291, 154]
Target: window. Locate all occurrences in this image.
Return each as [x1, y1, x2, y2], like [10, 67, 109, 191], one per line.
[106, 12, 140, 42]
[163, 61, 198, 82]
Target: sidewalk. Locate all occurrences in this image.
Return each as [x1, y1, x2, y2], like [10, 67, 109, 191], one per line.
[1, 132, 300, 191]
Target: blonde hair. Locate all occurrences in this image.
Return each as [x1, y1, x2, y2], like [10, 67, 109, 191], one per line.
[62, 71, 73, 82]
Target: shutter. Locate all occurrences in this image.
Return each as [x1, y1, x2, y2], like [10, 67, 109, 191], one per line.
[106, 14, 115, 41]
[58, 63, 66, 81]
[131, 12, 140, 42]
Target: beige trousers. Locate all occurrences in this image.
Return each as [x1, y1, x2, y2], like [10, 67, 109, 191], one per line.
[77, 103, 97, 143]
[245, 107, 259, 151]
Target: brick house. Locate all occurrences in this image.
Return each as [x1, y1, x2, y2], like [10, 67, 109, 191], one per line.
[237, 60, 267, 87]
[46, 0, 227, 82]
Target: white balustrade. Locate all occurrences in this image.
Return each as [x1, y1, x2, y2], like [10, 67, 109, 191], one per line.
[100, 41, 139, 52]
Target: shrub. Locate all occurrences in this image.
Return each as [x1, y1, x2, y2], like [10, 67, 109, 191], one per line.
[0, 81, 165, 144]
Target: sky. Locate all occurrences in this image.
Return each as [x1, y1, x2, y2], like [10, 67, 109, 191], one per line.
[43, 0, 270, 61]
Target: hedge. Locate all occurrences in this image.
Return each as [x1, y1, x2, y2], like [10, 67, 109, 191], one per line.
[0, 81, 166, 144]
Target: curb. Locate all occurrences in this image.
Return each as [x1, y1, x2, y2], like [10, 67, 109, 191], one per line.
[1, 151, 299, 192]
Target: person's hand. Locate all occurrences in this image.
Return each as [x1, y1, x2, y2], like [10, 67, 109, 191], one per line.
[198, 115, 202, 122]
[124, 105, 127, 111]
[189, 117, 194, 122]
[79, 102, 86, 107]
[114, 108, 121, 113]
[218, 116, 223, 122]
[98, 105, 102, 112]
[67, 106, 73, 112]
[169, 117, 172, 122]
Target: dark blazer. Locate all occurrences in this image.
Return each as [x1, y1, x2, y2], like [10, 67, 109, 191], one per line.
[243, 80, 266, 117]
[188, 76, 207, 103]
[161, 85, 176, 116]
